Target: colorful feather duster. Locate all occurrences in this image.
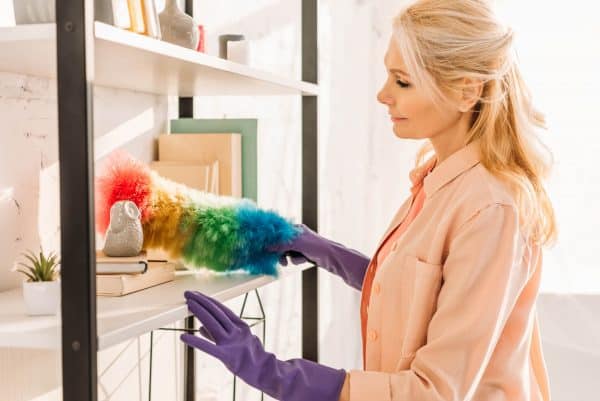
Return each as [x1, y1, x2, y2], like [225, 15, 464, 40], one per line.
[95, 151, 301, 276]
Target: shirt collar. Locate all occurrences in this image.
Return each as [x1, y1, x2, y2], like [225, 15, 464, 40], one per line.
[409, 138, 482, 198]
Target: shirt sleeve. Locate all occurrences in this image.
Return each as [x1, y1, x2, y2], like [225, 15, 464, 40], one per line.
[347, 203, 532, 401]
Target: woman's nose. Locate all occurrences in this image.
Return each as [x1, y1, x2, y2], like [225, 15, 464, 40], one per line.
[377, 86, 394, 106]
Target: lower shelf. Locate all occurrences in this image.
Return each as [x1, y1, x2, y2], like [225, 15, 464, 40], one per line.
[0, 263, 313, 350]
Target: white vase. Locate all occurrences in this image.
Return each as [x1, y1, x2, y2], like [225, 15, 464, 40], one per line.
[22, 280, 61, 316]
[158, 0, 199, 49]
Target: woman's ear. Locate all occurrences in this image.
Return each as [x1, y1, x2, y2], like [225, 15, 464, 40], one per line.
[459, 77, 483, 112]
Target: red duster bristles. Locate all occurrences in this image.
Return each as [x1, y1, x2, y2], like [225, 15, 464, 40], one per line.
[95, 151, 153, 235]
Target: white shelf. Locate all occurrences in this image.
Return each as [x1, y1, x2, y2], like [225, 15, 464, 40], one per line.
[0, 22, 319, 96]
[0, 264, 312, 350]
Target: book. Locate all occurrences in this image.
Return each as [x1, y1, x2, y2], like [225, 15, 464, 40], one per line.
[95, 0, 132, 29]
[126, 0, 146, 34]
[150, 160, 219, 193]
[96, 250, 148, 274]
[97, 260, 147, 275]
[158, 133, 242, 197]
[169, 119, 258, 202]
[96, 262, 176, 296]
[141, 0, 161, 39]
[144, 248, 186, 270]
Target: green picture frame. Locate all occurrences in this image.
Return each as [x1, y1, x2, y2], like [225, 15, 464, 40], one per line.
[170, 118, 258, 202]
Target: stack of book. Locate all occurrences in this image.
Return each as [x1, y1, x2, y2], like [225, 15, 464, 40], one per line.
[96, 250, 175, 297]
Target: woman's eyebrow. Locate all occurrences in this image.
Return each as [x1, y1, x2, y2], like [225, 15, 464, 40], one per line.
[390, 68, 410, 77]
[383, 54, 410, 77]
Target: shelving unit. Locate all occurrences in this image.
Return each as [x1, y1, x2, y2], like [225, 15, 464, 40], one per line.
[0, 1, 320, 401]
[0, 21, 319, 96]
[0, 264, 312, 350]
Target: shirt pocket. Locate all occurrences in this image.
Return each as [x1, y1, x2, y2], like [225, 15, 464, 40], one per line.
[399, 255, 443, 358]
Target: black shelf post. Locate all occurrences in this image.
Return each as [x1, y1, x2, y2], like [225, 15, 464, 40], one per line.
[56, 1, 98, 401]
[181, 2, 196, 401]
[301, 0, 319, 363]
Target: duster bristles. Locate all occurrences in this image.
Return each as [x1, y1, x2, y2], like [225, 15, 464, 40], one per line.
[95, 151, 302, 276]
[95, 151, 152, 234]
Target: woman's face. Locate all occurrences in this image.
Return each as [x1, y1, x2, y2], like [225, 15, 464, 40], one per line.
[377, 37, 464, 142]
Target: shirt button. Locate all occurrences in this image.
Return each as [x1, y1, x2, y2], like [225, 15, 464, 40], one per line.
[368, 330, 378, 341]
[373, 283, 381, 294]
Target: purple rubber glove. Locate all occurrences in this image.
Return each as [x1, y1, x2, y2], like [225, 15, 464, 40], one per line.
[268, 223, 370, 290]
[181, 290, 347, 401]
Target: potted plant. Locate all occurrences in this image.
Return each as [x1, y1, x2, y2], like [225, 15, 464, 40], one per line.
[13, 248, 61, 316]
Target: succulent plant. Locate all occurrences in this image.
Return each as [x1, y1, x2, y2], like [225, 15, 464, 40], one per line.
[14, 248, 60, 282]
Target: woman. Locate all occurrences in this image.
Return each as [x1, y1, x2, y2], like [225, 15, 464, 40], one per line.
[180, 0, 557, 400]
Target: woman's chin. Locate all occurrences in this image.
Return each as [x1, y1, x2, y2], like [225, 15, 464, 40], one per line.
[393, 127, 427, 140]
[392, 128, 413, 139]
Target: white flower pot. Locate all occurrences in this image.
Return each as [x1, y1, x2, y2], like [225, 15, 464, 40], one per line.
[22, 280, 61, 316]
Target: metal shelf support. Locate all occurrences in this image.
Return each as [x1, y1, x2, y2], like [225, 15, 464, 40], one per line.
[56, 1, 98, 401]
[301, 0, 319, 363]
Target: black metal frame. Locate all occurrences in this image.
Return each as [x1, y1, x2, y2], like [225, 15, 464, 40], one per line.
[301, 0, 319, 364]
[180, 4, 195, 399]
[56, 0, 97, 401]
[57, 1, 318, 400]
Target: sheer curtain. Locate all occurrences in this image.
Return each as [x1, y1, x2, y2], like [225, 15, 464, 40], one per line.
[493, 2, 600, 398]
[495, 0, 600, 293]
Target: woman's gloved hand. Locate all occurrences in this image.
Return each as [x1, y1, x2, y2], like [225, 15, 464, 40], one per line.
[180, 290, 347, 401]
[267, 223, 370, 290]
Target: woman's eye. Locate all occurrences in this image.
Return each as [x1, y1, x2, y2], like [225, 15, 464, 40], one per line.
[396, 79, 410, 88]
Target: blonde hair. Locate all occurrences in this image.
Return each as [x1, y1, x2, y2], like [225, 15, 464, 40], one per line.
[393, 0, 557, 247]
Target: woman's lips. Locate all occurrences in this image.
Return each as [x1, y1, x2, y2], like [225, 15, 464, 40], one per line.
[391, 117, 407, 122]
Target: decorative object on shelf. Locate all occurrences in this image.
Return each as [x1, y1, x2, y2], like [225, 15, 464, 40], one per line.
[218, 34, 249, 64]
[196, 24, 205, 52]
[95, 151, 301, 276]
[102, 200, 144, 257]
[12, 248, 61, 316]
[158, 0, 199, 49]
[142, 0, 161, 39]
[170, 119, 258, 202]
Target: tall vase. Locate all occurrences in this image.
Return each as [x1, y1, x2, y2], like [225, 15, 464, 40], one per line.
[159, 0, 199, 49]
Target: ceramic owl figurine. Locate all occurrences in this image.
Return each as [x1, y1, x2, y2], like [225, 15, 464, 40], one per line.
[102, 200, 144, 257]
